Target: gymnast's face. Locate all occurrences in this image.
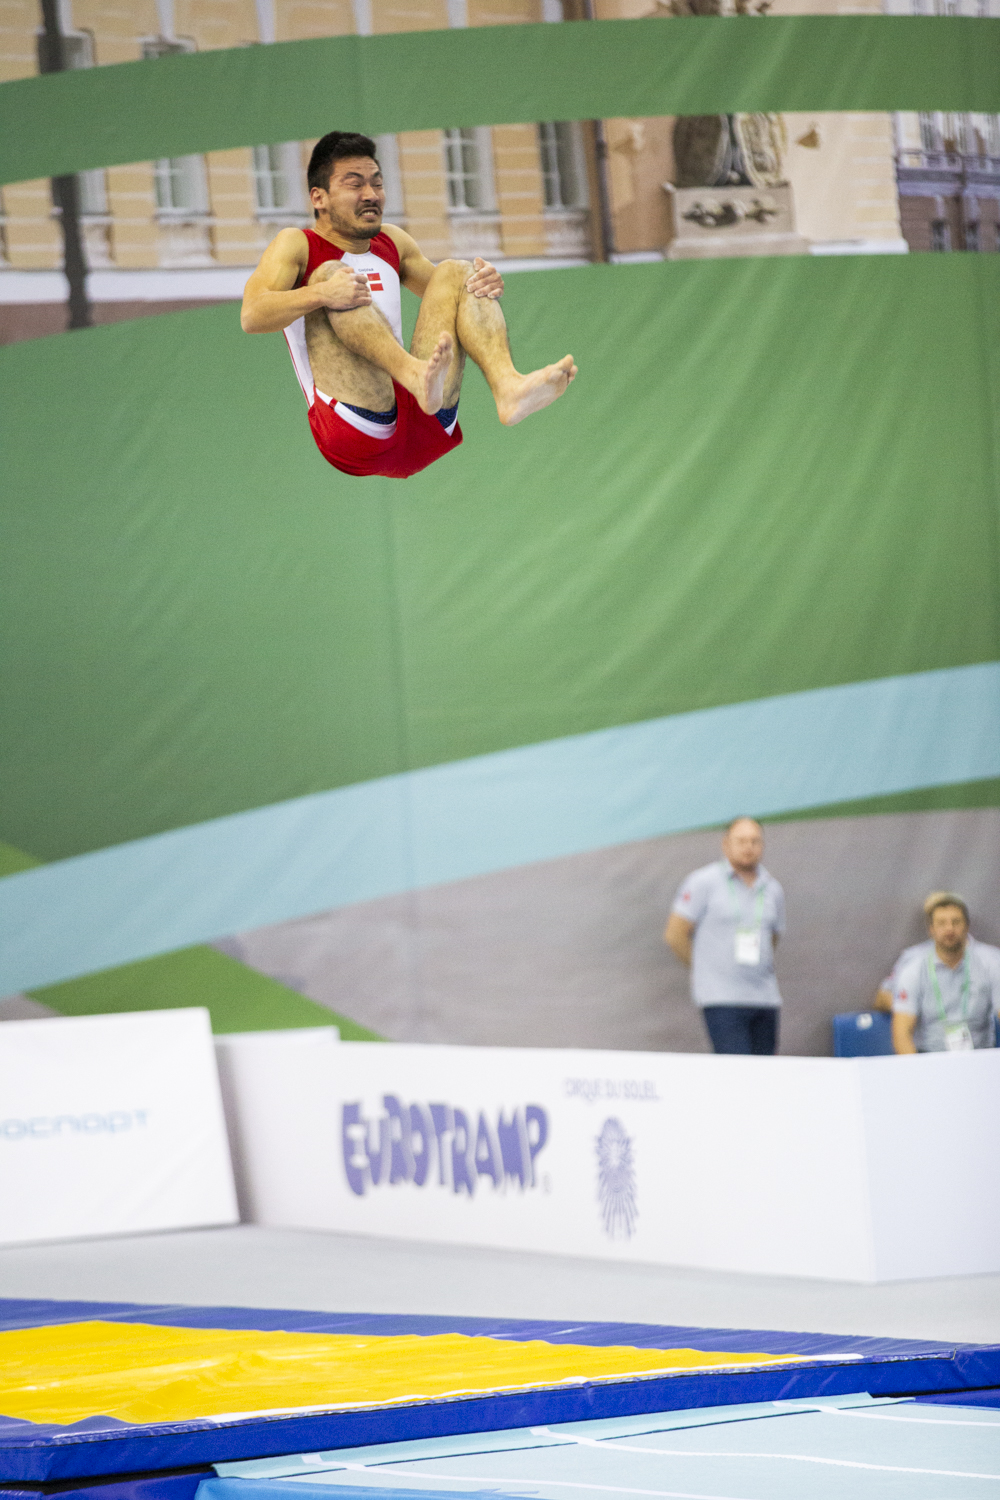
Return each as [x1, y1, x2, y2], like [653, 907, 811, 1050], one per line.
[316, 156, 386, 241]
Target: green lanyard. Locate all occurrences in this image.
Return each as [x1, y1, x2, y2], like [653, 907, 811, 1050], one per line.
[926, 951, 971, 1027]
[724, 865, 765, 929]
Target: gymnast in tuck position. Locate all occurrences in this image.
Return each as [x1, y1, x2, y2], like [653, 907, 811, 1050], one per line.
[241, 131, 577, 479]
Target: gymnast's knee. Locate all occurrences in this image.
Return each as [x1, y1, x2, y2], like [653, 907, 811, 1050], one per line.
[307, 261, 339, 286]
[432, 258, 475, 284]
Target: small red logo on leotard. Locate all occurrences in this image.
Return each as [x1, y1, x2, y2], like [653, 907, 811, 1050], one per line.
[366, 272, 384, 292]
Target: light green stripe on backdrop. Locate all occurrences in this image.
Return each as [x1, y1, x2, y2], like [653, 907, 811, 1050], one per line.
[0, 840, 381, 1035]
[2, 662, 999, 995]
[2, 17, 1000, 185]
[2, 254, 999, 862]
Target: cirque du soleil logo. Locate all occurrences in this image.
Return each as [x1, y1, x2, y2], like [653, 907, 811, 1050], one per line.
[596, 1116, 638, 1239]
[342, 1096, 548, 1198]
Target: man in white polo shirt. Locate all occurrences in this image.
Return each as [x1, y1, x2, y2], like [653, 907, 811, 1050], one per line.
[893, 893, 1000, 1053]
[665, 817, 785, 1055]
[872, 890, 951, 1012]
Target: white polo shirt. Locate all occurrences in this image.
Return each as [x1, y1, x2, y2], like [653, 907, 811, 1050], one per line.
[894, 941, 1000, 1051]
[672, 860, 785, 1009]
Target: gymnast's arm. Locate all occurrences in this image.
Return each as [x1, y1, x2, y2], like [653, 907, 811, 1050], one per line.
[382, 224, 504, 300]
[240, 228, 371, 334]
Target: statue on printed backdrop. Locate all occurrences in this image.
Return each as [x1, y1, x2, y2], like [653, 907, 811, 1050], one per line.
[665, 114, 807, 258]
[672, 114, 787, 191]
[650, 0, 808, 258]
[652, 0, 770, 14]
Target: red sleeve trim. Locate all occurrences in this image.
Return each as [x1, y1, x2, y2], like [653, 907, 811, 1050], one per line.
[298, 229, 345, 288]
[372, 230, 401, 274]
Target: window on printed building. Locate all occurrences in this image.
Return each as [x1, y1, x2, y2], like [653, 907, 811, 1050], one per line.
[974, 114, 1000, 156]
[153, 155, 210, 215]
[538, 122, 588, 211]
[957, 114, 978, 155]
[374, 134, 405, 219]
[75, 169, 108, 216]
[141, 36, 209, 217]
[252, 144, 305, 217]
[931, 218, 951, 251]
[940, 112, 961, 152]
[918, 113, 939, 152]
[443, 128, 497, 213]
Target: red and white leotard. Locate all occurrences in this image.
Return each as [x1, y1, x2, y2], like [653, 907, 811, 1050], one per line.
[285, 229, 403, 414]
[285, 228, 461, 480]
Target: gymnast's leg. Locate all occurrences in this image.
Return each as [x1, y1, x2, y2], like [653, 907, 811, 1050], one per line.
[304, 260, 452, 414]
[411, 259, 577, 426]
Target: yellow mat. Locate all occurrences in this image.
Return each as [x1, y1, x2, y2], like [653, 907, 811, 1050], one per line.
[0, 1321, 799, 1426]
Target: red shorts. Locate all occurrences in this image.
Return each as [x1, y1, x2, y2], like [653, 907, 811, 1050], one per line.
[308, 381, 463, 479]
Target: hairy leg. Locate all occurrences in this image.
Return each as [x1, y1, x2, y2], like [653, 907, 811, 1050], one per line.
[305, 282, 395, 412]
[409, 261, 469, 408]
[305, 261, 451, 413]
[411, 259, 577, 427]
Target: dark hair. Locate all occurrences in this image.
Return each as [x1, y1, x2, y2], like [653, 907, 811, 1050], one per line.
[307, 132, 379, 198]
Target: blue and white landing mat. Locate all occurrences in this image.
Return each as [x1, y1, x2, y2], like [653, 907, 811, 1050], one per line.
[205, 1395, 1000, 1500]
[1, 1299, 998, 1483]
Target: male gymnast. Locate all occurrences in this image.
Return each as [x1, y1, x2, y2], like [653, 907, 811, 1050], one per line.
[241, 131, 578, 479]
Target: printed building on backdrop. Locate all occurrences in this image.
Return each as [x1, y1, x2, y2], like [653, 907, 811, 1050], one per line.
[3, 0, 1000, 341]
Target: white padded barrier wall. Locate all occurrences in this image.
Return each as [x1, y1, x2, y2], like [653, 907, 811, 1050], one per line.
[213, 1035, 1000, 1283]
[0, 1008, 238, 1246]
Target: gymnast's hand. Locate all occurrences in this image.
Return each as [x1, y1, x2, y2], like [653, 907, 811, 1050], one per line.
[466, 258, 504, 300]
[315, 264, 374, 312]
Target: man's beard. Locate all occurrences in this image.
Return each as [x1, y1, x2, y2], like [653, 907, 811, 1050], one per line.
[330, 203, 382, 238]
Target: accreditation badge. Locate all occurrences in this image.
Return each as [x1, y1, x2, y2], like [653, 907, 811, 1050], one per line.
[735, 928, 762, 966]
[944, 1023, 974, 1052]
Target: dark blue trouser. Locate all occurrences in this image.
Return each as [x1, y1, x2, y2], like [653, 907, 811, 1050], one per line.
[702, 1004, 779, 1055]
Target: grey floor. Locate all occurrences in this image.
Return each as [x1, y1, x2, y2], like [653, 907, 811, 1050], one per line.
[2, 1225, 998, 1345]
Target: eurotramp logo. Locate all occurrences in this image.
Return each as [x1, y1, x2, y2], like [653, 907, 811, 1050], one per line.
[343, 1096, 548, 1198]
[0, 1109, 149, 1140]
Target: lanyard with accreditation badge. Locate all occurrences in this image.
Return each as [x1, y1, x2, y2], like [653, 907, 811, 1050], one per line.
[927, 950, 974, 1051]
[724, 866, 766, 966]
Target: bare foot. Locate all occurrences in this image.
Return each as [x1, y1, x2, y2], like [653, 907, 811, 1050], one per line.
[496, 355, 577, 427]
[411, 333, 453, 415]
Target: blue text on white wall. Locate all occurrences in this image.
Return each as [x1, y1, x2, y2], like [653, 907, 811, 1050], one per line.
[342, 1098, 549, 1198]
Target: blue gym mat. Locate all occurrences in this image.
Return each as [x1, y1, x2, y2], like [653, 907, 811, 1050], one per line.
[2, 1299, 998, 1484]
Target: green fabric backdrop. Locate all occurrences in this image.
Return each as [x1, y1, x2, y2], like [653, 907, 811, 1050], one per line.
[3, 254, 999, 863]
[2, 17, 1000, 186]
[3, 17, 1000, 1042]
